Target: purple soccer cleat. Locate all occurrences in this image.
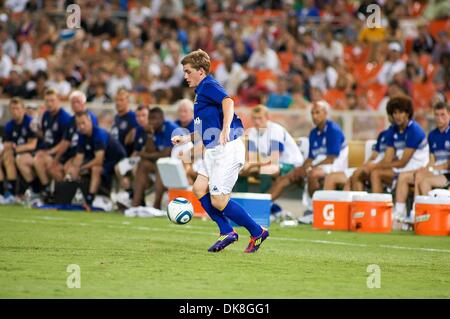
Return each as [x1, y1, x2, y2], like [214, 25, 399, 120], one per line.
[208, 231, 239, 252]
[244, 228, 269, 253]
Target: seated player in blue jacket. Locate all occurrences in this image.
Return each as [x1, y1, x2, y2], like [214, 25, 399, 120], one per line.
[66, 111, 126, 210]
[131, 107, 179, 210]
[0, 97, 38, 203]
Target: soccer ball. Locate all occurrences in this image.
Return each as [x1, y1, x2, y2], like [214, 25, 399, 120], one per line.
[167, 197, 194, 224]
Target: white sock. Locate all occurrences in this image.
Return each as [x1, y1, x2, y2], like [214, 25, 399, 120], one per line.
[394, 202, 406, 216]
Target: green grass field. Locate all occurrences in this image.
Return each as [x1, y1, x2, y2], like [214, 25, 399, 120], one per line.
[0, 205, 449, 298]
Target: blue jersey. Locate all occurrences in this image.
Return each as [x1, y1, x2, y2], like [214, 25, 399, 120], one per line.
[428, 123, 450, 166]
[387, 120, 427, 159]
[77, 126, 126, 169]
[63, 110, 98, 160]
[308, 120, 346, 160]
[40, 108, 72, 150]
[133, 126, 147, 153]
[194, 75, 244, 149]
[153, 120, 179, 151]
[4, 114, 36, 147]
[373, 126, 394, 154]
[111, 111, 138, 156]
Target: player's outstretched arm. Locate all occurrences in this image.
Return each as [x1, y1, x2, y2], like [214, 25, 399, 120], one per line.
[220, 97, 234, 145]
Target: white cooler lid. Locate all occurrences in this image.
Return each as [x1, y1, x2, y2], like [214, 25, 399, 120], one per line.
[415, 195, 450, 205]
[353, 193, 393, 202]
[312, 190, 354, 202]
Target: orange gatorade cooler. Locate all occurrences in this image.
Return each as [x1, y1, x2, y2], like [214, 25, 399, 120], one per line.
[312, 191, 366, 231]
[414, 196, 450, 236]
[168, 189, 207, 217]
[350, 194, 393, 233]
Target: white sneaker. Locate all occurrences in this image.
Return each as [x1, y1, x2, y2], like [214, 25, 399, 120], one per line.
[0, 195, 16, 205]
[298, 213, 313, 224]
[124, 207, 138, 217]
[114, 191, 132, 208]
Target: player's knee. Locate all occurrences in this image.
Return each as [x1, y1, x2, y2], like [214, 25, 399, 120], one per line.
[193, 183, 207, 199]
[91, 165, 103, 176]
[211, 195, 228, 211]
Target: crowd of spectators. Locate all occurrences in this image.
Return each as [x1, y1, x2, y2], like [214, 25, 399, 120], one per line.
[0, 0, 449, 113]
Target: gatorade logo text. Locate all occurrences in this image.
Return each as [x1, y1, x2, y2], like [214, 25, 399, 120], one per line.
[323, 204, 335, 226]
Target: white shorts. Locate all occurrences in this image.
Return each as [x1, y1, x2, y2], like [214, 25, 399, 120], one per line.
[317, 146, 349, 175]
[117, 157, 141, 176]
[197, 138, 245, 195]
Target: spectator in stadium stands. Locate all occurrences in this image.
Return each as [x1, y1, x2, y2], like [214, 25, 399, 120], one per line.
[49, 91, 98, 183]
[89, 4, 116, 39]
[0, 25, 18, 59]
[107, 63, 133, 98]
[431, 31, 450, 65]
[87, 82, 112, 104]
[413, 22, 435, 55]
[127, 0, 152, 29]
[131, 107, 179, 210]
[0, 44, 13, 80]
[3, 67, 27, 98]
[0, 98, 37, 204]
[433, 52, 450, 92]
[324, 115, 394, 191]
[237, 73, 270, 107]
[237, 105, 304, 193]
[316, 30, 344, 64]
[269, 100, 348, 218]
[214, 49, 248, 97]
[399, 102, 450, 215]
[16, 88, 71, 201]
[46, 69, 72, 99]
[247, 37, 280, 73]
[370, 96, 429, 227]
[309, 57, 338, 92]
[67, 111, 126, 210]
[376, 42, 406, 85]
[233, 37, 253, 65]
[114, 104, 150, 201]
[265, 77, 293, 109]
[110, 89, 138, 157]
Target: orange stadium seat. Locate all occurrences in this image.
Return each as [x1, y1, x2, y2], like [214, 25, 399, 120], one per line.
[412, 82, 436, 110]
[428, 19, 450, 39]
[210, 59, 223, 74]
[352, 62, 382, 87]
[255, 69, 277, 86]
[323, 89, 346, 109]
[362, 83, 387, 110]
[278, 52, 293, 73]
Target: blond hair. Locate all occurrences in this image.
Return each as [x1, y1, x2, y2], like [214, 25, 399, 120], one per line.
[180, 49, 211, 73]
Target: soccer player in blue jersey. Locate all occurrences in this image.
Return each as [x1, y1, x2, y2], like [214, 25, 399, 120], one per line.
[415, 102, 450, 195]
[114, 104, 149, 195]
[323, 114, 395, 191]
[49, 91, 98, 182]
[131, 107, 179, 209]
[269, 101, 347, 217]
[172, 49, 269, 253]
[0, 98, 37, 203]
[110, 88, 139, 157]
[17, 88, 72, 200]
[67, 111, 126, 209]
[370, 96, 429, 225]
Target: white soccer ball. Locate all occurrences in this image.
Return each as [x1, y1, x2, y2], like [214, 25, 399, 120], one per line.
[167, 197, 194, 224]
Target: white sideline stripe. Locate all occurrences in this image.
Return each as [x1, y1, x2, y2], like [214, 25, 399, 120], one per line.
[1, 216, 449, 253]
[379, 244, 450, 253]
